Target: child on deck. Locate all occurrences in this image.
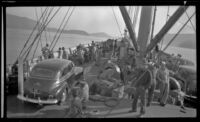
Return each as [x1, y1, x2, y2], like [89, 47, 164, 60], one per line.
[66, 87, 83, 118]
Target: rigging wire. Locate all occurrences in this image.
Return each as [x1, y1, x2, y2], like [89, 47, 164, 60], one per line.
[23, 7, 61, 61]
[185, 11, 196, 32]
[17, 7, 48, 61]
[34, 7, 43, 49]
[112, 7, 123, 37]
[32, 7, 49, 61]
[51, 7, 75, 51]
[41, 7, 49, 45]
[42, 7, 52, 44]
[160, 6, 170, 50]
[42, 7, 55, 45]
[32, 35, 41, 60]
[162, 12, 196, 51]
[21, 7, 55, 60]
[22, 7, 54, 58]
[49, 7, 71, 49]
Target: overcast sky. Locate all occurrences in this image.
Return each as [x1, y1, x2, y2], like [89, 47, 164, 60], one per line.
[6, 6, 196, 37]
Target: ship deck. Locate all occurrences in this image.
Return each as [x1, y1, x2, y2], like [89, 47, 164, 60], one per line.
[6, 95, 196, 118]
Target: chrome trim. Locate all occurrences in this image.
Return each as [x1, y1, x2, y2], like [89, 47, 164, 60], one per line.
[17, 94, 58, 104]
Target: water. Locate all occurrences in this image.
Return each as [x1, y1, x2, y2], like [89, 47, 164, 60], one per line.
[164, 45, 196, 69]
[6, 28, 108, 64]
[6, 28, 196, 70]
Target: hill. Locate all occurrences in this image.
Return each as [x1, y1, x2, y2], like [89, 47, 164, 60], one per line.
[6, 13, 195, 49]
[90, 32, 112, 38]
[6, 13, 111, 38]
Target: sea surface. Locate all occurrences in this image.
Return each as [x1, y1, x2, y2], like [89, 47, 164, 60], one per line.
[6, 28, 196, 70]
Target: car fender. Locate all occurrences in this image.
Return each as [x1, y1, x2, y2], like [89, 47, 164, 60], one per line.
[55, 82, 68, 100]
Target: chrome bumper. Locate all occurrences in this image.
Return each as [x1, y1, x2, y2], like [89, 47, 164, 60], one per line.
[17, 94, 58, 104]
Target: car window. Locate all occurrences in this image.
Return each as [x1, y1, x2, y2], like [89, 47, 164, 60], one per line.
[61, 63, 74, 77]
[30, 67, 55, 79]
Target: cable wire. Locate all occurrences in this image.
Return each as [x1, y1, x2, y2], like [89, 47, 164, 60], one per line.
[17, 7, 48, 61]
[112, 7, 123, 37]
[185, 10, 196, 32]
[162, 12, 195, 51]
[49, 7, 71, 49]
[23, 7, 61, 61]
[51, 7, 75, 51]
[160, 6, 170, 50]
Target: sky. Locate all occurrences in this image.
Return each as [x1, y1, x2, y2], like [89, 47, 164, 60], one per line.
[6, 6, 196, 37]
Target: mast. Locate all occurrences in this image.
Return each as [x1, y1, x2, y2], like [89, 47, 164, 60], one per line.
[150, 6, 157, 41]
[137, 6, 153, 54]
[119, 6, 139, 52]
[145, 6, 189, 55]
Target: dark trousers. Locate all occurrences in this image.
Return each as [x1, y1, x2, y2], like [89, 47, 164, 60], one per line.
[132, 87, 146, 114]
[147, 79, 156, 106]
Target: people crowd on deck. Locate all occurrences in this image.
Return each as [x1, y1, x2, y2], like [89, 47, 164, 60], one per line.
[6, 31, 190, 117]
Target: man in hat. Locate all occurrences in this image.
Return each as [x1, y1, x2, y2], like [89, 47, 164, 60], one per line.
[72, 66, 89, 110]
[129, 58, 152, 115]
[62, 47, 68, 60]
[157, 61, 170, 106]
[42, 44, 50, 59]
[57, 47, 62, 59]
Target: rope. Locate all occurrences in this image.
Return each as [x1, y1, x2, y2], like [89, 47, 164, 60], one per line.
[17, 7, 48, 61]
[34, 8, 43, 49]
[51, 7, 75, 51]
[49, 7, 71, 49]
[162, 12, 195, 51]
[23, 7, 61, 61]
[185, 10, 196, 32]
[160, 6, 170, 50]
[32, 36, 40, 60]
[165, 14, 195, 32]
[21, 7, 52, 60]
[21, 7, 55, 60]
[41, 7, 49, 45]
[131, 69, 149, 87]
[103, 95, 126, 118]
[112, 7, 123, 37]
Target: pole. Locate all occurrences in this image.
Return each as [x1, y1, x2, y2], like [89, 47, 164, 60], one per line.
[17, 57, 24, 97]
[119, 6, 139, 52]
[145, 6, 189, 55]
[137, 6, 153, 53]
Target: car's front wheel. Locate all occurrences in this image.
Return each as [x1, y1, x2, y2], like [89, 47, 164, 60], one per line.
[57, 89, 67, 105]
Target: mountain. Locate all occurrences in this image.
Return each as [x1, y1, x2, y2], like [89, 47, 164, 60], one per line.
[6, 13, 111, 38]
[90, 32, 112, 38]
[6, 14, 39, 30]
[6, 13, 195, 49]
